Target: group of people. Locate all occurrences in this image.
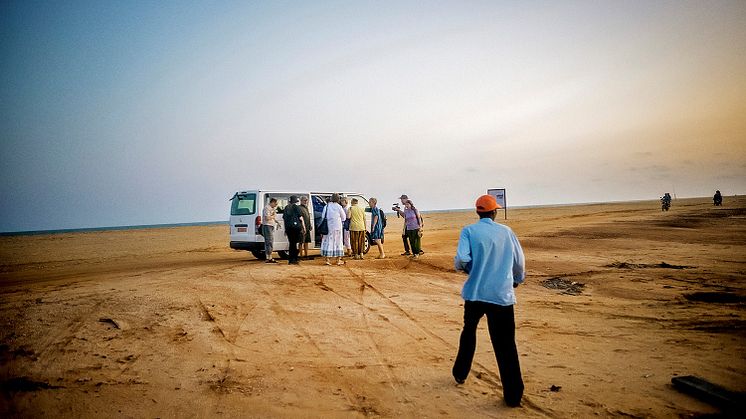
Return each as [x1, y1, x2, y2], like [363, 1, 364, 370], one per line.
[262, 192, 526, 407]
[317, 193, 386, 265]
[260, 193, 427, 266]
[259, 195, 315, 264]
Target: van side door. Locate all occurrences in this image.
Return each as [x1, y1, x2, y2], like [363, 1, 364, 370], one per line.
[310, 194, 330, 248]
[267, 193, 310, 251]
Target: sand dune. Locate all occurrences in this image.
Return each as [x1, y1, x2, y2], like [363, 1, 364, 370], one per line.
[1, 197, 744, 417]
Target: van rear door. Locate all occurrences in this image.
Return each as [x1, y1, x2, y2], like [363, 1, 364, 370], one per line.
[230, 191, 258, 244]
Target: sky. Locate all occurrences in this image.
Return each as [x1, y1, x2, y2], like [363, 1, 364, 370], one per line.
[1, 0, 745, 232]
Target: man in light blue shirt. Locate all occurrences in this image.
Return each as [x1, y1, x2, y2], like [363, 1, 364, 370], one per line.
[452, 194, 525, 407]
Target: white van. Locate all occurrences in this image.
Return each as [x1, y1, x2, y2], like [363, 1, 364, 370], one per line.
[229, 190, 374, 260]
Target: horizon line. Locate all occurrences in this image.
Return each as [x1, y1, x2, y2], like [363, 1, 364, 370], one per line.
[0, 195, 726, 236]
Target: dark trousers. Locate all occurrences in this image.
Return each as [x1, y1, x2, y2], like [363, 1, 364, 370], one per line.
[405, 229, 421, 255]
[453, 300, 524, 406]
[286, 228, 301, 263]
[402, 232, 411, 253]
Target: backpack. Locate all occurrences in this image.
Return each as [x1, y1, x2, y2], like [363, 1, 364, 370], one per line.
[283, 204, 302, 230]
[379, 209, 387, 228]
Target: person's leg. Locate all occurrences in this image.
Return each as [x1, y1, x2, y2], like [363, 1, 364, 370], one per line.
[452, 301, 485, 383]
[357, 231, 363, 258]
[343, 230, 351, 256]
[350, 231, 360, 257]
[375, 239, 385, 258]
[485, 304, 524, 407]
[288, 230, 300, 263]
[358, 231, 365, 257]
[401, 225, 411, 255]
[335, 230, 345, 264]
[321, 235, 331, 264]
[405, 230, 419, 257]
[410, 229, 421, 256]
[263, 225, 274, 260]
[349, 231, 356, 257]
[357, 230, 366, 259]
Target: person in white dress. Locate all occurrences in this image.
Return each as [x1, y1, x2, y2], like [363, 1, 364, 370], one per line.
[320, 193, 347, 266]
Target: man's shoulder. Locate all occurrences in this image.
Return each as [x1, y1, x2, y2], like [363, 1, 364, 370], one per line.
[465, 219, 514, 235]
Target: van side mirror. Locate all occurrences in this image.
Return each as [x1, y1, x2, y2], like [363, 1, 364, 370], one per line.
[365, 207, 372, 212]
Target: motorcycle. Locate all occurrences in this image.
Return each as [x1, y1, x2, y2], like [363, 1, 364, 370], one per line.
[661, 198, 671, 211]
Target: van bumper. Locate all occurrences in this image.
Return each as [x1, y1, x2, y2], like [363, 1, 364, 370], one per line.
[230, 241, 264, 251]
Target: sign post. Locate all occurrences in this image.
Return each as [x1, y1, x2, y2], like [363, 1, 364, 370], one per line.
[487, 188, 507, 220]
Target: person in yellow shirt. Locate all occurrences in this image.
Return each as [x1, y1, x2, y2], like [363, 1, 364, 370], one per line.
[348, 198, 367, 260]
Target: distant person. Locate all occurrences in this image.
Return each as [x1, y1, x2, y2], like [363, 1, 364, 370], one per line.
[341, 197, 352, 257]
[282, 195, 306, 265]
[348, 198, 367, 260]
[397, 194, 425, 256]
[714, 190, 723, 206]
[320, 193, 347, 266]
[261, 198, 280, 263]
[394, 199, 423, 259]
[369, 198, 386, 259]
[661, 193, 672, 211]
[452, 194, 525, 408]
[298, 196, 312, 258]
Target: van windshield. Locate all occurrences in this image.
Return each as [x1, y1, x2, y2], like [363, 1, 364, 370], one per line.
[231, 193, 256, 215]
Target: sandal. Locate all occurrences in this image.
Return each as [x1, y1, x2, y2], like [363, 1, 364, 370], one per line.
[336, 260, 345, 266]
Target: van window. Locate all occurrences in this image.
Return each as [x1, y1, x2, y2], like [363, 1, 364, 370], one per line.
[231, 193, 256, 215]
[348, 195, 370, 210]
[266, 194, 305, 214]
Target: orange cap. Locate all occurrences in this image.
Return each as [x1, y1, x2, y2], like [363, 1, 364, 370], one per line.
[476, 195, 501, 211]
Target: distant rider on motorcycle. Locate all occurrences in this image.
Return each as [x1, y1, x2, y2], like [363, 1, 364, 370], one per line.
[661, 193, 672, 211]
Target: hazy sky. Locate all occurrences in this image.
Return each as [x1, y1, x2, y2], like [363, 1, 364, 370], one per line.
[2, 0, 745, 232]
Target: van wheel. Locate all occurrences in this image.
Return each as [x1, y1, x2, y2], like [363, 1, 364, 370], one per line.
[277, 250, 289, 260]
[363, 232, 371, 254]
[251, 250, 267, 260]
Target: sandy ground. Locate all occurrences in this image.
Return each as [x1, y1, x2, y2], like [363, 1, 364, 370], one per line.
[1, 197, 744, 418]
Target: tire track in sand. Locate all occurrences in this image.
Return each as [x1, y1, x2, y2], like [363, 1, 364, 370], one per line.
[343, 265, 556, 418]
[349, 270, 414, 412]
[246, 270, 372, 415]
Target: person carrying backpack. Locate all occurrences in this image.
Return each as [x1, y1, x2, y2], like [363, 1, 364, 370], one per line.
[369, 198, 386, 259]
[282, 195, 306, 265]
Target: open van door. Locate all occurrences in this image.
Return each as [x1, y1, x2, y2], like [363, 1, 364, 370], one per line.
[264, 193, 310, 258]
